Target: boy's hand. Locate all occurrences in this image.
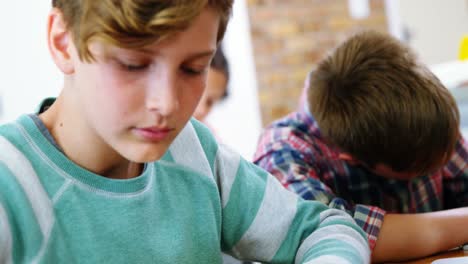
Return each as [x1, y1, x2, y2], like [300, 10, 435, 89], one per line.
[372, 208, 468, 262]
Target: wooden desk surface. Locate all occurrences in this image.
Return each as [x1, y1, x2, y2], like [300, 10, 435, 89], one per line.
[400, 249, 468, 264]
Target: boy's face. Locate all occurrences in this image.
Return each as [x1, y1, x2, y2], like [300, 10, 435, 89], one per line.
[66, 8, 220, 162]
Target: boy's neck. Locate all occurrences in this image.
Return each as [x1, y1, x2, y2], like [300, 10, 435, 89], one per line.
[39, 91, 143, 179]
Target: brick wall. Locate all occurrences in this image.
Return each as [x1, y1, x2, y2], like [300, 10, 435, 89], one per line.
[247, 0, 388, 126]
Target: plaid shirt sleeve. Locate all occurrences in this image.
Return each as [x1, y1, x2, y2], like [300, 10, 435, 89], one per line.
[442, 136, 468, 208]
[253, 126, 385, 250]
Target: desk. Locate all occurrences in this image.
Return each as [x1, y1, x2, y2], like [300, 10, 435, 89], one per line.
[401, 249, 468, 264]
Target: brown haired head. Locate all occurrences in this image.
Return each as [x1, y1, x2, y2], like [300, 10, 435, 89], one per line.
[210, 46, 229, 98]
[308, 30, 460, 174]
[51, 0, 233, 62]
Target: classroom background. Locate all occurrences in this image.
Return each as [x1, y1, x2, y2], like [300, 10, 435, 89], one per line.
[1, 0, 468, 159]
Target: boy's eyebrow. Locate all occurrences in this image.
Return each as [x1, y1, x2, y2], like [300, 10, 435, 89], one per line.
[136, 48, 215, 61]
[184, 50, 216, 61]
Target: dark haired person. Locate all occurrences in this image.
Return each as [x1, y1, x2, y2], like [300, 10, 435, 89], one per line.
[255, 30, 468, 263]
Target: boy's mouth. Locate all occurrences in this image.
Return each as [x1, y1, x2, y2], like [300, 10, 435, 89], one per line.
[133, 126, 174, 142]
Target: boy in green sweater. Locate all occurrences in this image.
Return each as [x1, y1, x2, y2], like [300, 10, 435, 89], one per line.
[0, 1, 369, 263]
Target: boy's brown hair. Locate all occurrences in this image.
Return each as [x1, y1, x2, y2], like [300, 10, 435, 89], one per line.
[52, 0, 233, 62]
[308, 30, 460, 174]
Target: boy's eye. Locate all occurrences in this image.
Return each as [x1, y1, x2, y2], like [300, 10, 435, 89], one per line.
[182, 66, 206, 75]
[120, 63, 148, 72]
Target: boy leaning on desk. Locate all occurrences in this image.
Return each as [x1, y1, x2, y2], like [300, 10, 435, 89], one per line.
[254, 30, 468, 263]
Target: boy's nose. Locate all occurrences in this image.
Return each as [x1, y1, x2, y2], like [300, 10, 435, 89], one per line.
[145, 74, 179, 116]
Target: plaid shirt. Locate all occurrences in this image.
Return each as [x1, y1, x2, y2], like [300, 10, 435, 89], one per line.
[253, 108, 468, 250]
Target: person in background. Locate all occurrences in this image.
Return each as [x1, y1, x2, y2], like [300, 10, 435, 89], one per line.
[194, 46, 229, 124]
[0, 0, 370, 263]
[254, 30, 468, 263]
[193, 46, 249, 264]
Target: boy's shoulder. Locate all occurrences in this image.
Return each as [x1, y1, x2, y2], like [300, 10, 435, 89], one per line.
[161, 118, 219, 178]
[0, 115, 55, 180]
[0, 117, 21, 135]
[188, 118, 217, 144]
[254, 110, 348, 174]
[183, 118, 219, 155]
[0, 116, 29, 153]
[0, 114, 36, 159]
[0, 116, 53, 208]
[258, 110, 325, 151]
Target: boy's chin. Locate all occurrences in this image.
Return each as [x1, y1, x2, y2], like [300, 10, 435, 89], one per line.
[118, 148, 167, 164]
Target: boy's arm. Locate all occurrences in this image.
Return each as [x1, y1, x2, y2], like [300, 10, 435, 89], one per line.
[368, 137, 468, 262]
[254, 136, 385, 249]
[0, 169, 12, 264]
[0, 202, 12, 263]
[373, 209, 468, 262]
[217, 144, 370, 263]
[254, 132, 468, 262]
[186, 120, 369, 262]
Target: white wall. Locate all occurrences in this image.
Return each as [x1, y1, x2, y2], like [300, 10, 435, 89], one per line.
[206, 0, 262, 159]
[0, 2, 62, 123]
[393, 0, 468, 140]
[0, 1, 262, 160]
[397, 0, 468, 65]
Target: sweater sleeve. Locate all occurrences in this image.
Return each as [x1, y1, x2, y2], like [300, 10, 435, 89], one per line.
[254, 133, 385, 250]
[216, 143, 370, 263]
[0, 201, 12, 264]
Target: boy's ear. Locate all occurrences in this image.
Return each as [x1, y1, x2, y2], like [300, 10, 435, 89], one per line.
[47, 8, 75, 75]
[338, 153, 360, 165]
